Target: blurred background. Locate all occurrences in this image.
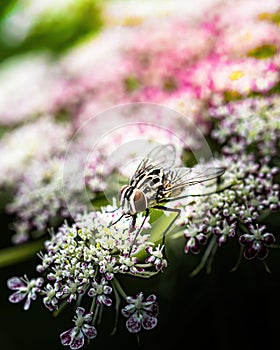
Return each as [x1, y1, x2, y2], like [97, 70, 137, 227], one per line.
[1, 1, 280, 349]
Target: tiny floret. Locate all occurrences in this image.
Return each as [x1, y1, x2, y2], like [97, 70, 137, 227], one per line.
[145, 245, 168, 271]
[239, 224, 276, 260]
[88, 278, 113, 306]
[121, 292, 159, 333]
[7, 275, 43, 310]
[60, 307, 97, 350]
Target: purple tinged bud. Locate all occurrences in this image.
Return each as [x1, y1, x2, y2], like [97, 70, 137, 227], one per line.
[213, 227, 220, 235]
[239, 234, 254, 245]
[257, 245, 269, 260]
[262, 233, 276, 245]
[217, 235, 228, 247]
[243, 244, 258, 260]
[196, 233, 207, 245]
[271, 167, 279, 175]
[269, 203, 278, 211]
[191, 241, 201, 254]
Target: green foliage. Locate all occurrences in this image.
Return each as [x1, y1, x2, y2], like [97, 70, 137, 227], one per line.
[124, 76, 140, 92]
[0, 0, 103, 62]
[258, 10, 280, 25]
[247, 44, 277, 59]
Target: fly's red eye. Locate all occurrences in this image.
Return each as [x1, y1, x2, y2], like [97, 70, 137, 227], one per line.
[118, 185, 128, 202]
[133, 190, 147, 212]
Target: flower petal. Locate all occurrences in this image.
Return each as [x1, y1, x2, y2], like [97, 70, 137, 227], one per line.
[70, 331, 84, 350]
[142, 314, 158, 330]
[7, 277, 25, 290]
[145, 246, 153, 255]
[75, 307, 85, 317]
[9, 291, 26, 304]
[262, 233, 276, 245]
[145, 255, 155, 264]
[239, 234, 254, 245]
[121, 304, 135, 317]
[103, 285, 112, 295]
[35, 277, 44, 288]
[102, 295, 112, 307]
[184, 243, 191, 254]
[126, 295, 136, 304]
[82, 324, 97, 339]
[243, 245, 257, 260]
[23, 295, 32, 310]
[126, 314, 142, 333]
[88, 288, 95, 297]
[148, 302, 159, 317]
[60, 328, 75, 346]
[83, 312, 93, 323]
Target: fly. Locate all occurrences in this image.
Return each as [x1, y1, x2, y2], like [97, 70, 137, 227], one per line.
[115, 144, 225, 255]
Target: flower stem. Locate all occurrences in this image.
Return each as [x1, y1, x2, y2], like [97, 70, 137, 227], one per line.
[53, 299, 68, 317]
[206, 243, 218, 274]
[262, 260, 272, 274]
[230, 246, 243, 272]
[92, 303, 100, 325]
[111, 278, 127, 300]
[90, 296, 96, 313]
[190, 235, 217, 277]
[111, 284, 121, 335]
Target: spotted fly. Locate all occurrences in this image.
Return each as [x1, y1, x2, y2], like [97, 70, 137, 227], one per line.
[116, 144, 225, 255]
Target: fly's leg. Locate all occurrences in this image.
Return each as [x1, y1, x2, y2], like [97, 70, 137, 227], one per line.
[129, 209, 150, 256]
[108, 213, 125, 228]
[152, 205, 181, 255]
[106, 207, 120, 213]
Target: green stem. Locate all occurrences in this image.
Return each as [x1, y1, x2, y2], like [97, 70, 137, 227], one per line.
[135, 263, 153, 268]
[129, 270, 160, 278]
[230, 246, 243, 272]
[90, 296, 96, 313]
[262, 260, 272, 274]
[190, 235, 217, 277]
[53, 299, 69, 317]
[0, 239, 45, 267]
[206, 243, 218, 274]
[111, 283, 121, 335]
[76, 293, 84, 307]
[111, 278, 127, 300]
[97, 303, 104, 325]
[92, 303, 100, 325]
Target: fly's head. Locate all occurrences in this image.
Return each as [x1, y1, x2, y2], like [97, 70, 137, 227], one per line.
[118, 185, 148, 215]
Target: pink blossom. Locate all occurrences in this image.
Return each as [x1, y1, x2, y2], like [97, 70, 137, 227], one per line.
[0, 54, 59, 126]
[188, 56, 279, 101]
[216, 20, 280, 58]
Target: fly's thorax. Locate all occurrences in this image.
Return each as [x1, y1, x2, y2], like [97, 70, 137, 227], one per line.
[118, 185, 148, 215]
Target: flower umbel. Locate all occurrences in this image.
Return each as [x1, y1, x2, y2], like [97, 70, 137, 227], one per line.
[7, 204, 161, 348]
[60, 307, 97, 350]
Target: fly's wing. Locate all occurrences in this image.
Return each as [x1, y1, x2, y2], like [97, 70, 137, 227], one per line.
[165, 165, 226, 197]
[130, 144, 176, 183]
